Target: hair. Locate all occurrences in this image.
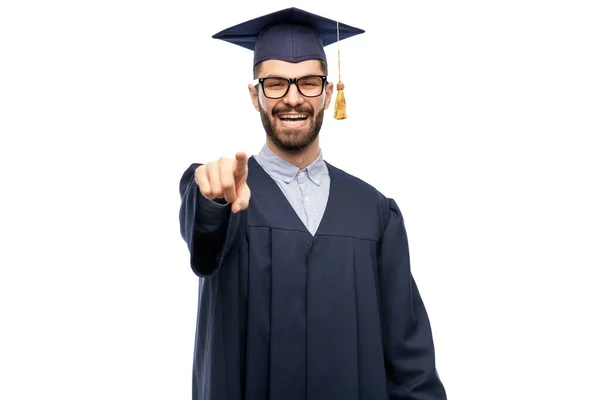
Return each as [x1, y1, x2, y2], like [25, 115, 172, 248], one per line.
[253, 59, 328, 79]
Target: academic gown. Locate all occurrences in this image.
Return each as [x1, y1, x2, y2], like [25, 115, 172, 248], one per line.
[179, 156, 446, 400]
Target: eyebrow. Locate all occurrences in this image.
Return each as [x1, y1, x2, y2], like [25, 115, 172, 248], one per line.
[260, 74, 323, 79]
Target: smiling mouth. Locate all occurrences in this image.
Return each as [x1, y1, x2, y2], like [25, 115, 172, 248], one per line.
[277, 113, 309, 126]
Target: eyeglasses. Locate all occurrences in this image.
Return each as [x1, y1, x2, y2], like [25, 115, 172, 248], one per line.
[257, 75, 327, 99]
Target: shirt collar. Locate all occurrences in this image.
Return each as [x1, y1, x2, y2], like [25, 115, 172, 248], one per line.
[255, 144, 328, 186]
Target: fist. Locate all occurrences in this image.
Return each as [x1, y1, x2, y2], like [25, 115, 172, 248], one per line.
[194, 152, 251, 213]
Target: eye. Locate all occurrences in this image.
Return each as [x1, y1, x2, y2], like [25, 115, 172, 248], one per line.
[299, 77, 322, 87]
[263, 78, 288, 89]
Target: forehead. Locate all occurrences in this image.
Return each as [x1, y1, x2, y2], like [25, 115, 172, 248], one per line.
[258, 59, 324, 77]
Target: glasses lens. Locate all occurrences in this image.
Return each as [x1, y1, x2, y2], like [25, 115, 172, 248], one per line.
[262, 77, 289, 98]
[297, 76, 323, 97]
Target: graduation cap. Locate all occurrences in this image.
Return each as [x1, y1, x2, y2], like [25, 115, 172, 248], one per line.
[212, 7, 365, 120]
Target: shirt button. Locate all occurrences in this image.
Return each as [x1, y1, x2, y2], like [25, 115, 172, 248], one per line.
[305, 196, 310, 202]
[299, 171, 305, 178]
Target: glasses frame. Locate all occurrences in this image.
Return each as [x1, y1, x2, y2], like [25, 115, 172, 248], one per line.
[257, 75, 328, 99]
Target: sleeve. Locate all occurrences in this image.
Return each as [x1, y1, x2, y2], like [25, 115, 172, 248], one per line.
[178, 163, 244, 277]
[378, 198, 447, 400]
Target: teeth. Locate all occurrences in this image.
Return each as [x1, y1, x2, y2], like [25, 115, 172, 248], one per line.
[279, 114, 307, 119]
[281, 119, 305, 125]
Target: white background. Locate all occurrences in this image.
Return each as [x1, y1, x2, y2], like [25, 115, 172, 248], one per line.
[1, 0, 599, 399]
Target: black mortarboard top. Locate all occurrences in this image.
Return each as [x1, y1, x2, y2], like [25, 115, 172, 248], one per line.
[212, 7, 365, 119]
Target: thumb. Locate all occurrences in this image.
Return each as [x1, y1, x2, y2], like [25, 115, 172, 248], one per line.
[232, 183, 251, 214]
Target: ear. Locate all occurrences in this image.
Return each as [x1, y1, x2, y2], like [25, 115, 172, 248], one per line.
[323, 81, 334, 110]
[248, 84, 260, 112]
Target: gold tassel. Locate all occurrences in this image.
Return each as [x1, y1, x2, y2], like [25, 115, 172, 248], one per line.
[334, 82, 346, 120]
[333, 21, 347, 120]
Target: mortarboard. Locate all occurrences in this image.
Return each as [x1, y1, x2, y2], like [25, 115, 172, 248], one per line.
[212, 7, 365, 120]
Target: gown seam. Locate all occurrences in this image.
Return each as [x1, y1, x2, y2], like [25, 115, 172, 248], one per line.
[352, 237, 361, 398]
[218, 273, 230, 398]
[247, 224, 378, 242]
[247, 224, 307, 234]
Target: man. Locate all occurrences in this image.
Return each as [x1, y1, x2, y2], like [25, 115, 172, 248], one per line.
[179, 7, 447, 400]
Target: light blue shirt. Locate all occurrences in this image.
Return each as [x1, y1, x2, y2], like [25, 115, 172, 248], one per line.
[254, 144, 330, 236]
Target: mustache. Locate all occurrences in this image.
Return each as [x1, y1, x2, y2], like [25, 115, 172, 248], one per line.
[272, 105, 314, 117]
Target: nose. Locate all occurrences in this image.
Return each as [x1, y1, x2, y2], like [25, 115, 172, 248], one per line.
[282, 82, 304, 107]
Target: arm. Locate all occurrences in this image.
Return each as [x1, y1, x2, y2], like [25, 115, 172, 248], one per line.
[178, 163, 244, 277]
[378, 198, 447, 399]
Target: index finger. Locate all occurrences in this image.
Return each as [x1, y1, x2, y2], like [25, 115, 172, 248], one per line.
[233, 152, 248, 177]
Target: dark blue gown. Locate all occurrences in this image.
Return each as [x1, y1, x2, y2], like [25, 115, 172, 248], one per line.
[179, 156, 447, 400]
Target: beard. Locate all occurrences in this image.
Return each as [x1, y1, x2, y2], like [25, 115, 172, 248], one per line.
[259, 103, 325, 152]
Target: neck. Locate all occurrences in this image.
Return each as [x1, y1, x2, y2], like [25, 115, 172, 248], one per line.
[266, 138, 320, 170]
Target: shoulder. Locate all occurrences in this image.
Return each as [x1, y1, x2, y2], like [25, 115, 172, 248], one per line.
[325, 161, 399, 226]
[326, 161, 388, 204]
